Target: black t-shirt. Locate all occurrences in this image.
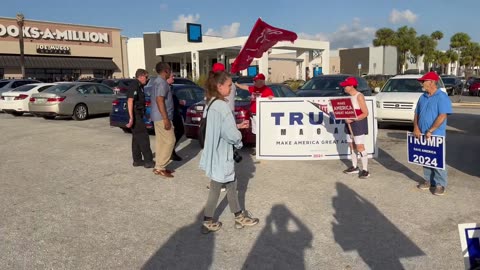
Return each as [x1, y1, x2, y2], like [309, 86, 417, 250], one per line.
[126, 80, 146, 111]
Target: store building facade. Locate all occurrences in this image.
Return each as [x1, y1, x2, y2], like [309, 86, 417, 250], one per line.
[0, 17, 128, 81]
[127, 30, 329, 82]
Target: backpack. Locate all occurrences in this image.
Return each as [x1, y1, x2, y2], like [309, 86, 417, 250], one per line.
[199, 98, 218, 149]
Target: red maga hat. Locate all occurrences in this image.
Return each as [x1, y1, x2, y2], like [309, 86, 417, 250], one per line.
[212, 63, 225, 72]
[253, 73, 265, 81]
[417, 71, 439, 81]
[339, 77, 358, 87]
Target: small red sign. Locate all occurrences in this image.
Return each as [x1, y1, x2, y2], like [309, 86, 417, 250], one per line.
[329, 98, 358, 119]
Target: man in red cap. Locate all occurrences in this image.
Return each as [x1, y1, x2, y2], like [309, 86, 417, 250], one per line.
[414, 71, 452, 196]
[235, 73, 274, 155]
[212, 63, 235, 112]
[339, 77, 370, 179]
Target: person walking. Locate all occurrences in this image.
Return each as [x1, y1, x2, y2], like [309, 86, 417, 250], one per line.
[166, 73, 184, 161]
[126, 69, 154, 168]
[200, 70, 259, 234]
[340, 77, 370, 179]
[414, 72, 452, 196]
[235, 73, 273, 155]
[150, 62, 176, 178]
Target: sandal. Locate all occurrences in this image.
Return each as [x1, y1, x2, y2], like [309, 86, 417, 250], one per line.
[201, 220, 222, 234]
[152, 169, 174, 178]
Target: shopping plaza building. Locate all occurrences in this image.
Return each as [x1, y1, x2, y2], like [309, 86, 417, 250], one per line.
[127, 29, 329, 82]
[0, 17, 128, 81]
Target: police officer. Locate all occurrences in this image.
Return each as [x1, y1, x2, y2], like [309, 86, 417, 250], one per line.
[126, 69, 154, 168]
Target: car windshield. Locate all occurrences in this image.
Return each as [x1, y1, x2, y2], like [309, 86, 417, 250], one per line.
[442, 78, 455, 84]
[236, 89, 251, 101]
[44, 84, 75, 93]
[381, 79, 424, 93]
[11, 84, 37, 92]
[0, 81, 9, 88]
[299, 77, 345, 90]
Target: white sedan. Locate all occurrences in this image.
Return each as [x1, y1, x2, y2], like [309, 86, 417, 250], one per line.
[375, 75, 446, 125]
[0, 83, 57, 116]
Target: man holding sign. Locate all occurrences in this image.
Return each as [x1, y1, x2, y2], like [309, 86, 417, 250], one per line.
[414, 72, 452, 196]
[337, 77, 370, 179]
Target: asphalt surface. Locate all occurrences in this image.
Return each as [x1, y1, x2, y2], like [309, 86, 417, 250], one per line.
[0, 107, 479, 270]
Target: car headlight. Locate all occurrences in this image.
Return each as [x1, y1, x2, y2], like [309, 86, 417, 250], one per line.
[376, 101, 380, 108]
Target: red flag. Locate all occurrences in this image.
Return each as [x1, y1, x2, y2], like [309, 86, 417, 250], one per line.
[231, 18, 297, 73]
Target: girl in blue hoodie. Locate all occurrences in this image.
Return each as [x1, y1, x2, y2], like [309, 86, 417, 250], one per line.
[199, 70, 259, 234]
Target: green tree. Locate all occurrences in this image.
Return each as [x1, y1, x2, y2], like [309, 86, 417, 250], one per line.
[395, 26, 418, 73]
[435, 51, 450, 74]
[417, 34, 437, 71]
[431, 31, 444, 41]
[450, 33, 471, 75]
[373, 28, 396, 46]
[460, 42, 480, 75]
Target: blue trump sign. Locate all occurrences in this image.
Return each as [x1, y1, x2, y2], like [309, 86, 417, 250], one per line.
[458, 223, 480, 269]
[407, 132, 445, 170]
[187, 23, 202, 43]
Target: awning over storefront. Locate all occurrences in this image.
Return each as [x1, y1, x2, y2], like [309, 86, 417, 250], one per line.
[0, 55, 119, 70]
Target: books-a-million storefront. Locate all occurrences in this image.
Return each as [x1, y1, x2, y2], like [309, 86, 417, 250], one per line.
[0, 17, 128, 81]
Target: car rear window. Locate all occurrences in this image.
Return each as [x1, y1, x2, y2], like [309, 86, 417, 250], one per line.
[11, 84, 37, 92]
[44, 84, 75, 93]
[236, 89, 251, 101]
[0, 81, 10, 88]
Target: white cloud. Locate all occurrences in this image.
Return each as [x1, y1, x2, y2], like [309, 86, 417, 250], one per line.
[205, 22, 240, 38]
[299, 18, 376, 49]
[159, 3, 168, 11]
[389, 9, 418, 24]
[172, 14, 200, 32]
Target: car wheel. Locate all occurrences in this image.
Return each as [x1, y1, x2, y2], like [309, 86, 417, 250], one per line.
[43, 116, 56, 120]
[11, 111, 24, 116]
[73, 104, 88, 121]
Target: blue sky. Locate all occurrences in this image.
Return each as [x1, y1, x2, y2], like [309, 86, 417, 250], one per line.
[1, 0, 478, 50]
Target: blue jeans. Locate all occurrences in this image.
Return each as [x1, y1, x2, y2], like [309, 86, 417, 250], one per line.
[423, 167, 448, 187]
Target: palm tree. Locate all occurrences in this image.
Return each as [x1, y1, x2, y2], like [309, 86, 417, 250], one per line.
[373, 28, 396, 75]
[450, 32, 471, 75]
[417, 35, 436, 72]
[431, 31, 444, 41]
[395, 26, 418, 73]
[445, 49, 458, 75]
[16, 13, 25, 79]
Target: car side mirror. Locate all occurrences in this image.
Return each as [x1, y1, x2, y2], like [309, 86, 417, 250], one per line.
[374, 87, 380, 93]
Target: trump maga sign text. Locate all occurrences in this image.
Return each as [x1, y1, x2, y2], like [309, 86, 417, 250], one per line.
[256, 97, 377, 160]
[407, 132, 445, 170]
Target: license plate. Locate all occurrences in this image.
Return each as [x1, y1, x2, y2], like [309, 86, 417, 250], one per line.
[6, 97, 14, 101]
[35, 99, 47, 104]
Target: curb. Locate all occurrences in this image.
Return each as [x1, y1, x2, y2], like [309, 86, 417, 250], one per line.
[452, 102, 480, 107]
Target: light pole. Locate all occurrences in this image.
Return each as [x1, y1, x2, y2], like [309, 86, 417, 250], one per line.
[16, 13, 25, 79]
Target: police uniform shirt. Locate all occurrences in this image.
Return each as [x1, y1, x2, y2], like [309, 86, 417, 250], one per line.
[127, 80, 146, 111]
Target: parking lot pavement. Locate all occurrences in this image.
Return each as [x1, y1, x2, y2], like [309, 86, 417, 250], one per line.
[0, 109, 479, 270]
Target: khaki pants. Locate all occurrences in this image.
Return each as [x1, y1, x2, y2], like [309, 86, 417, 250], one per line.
[154, 121, 176, 170]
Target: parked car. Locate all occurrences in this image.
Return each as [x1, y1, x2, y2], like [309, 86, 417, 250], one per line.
[29, 82, 116, 120]
[375, 75, 446, 125]
[0, 79, 42, 95]
[232, 76, 254, 84]
[468, 78, 480, 96]
[296, 74, 372, 97]
[76, 78, 104, 83]
[440, 76, 463, 95]
[109, 84, 206, 133]
[0, 83, 57, 116]
[184, 84, 296, 144]
[101, 79, 137, 94]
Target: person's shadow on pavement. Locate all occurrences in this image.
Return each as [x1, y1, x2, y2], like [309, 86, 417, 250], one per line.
[375, 147, 424, 183]
[242, 204, 313, 270]
[141, 211, 215, 270]
[332, 182, 425, 269]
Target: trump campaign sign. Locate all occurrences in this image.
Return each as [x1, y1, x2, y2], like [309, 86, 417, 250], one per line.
[329, 97, 358, 119]
[458, 223, 480, 269]
[255, 97, 377, 160]
[407, 132, 445, 170]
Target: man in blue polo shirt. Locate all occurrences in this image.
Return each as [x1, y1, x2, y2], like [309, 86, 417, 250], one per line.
[413, 71, 452, 196]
